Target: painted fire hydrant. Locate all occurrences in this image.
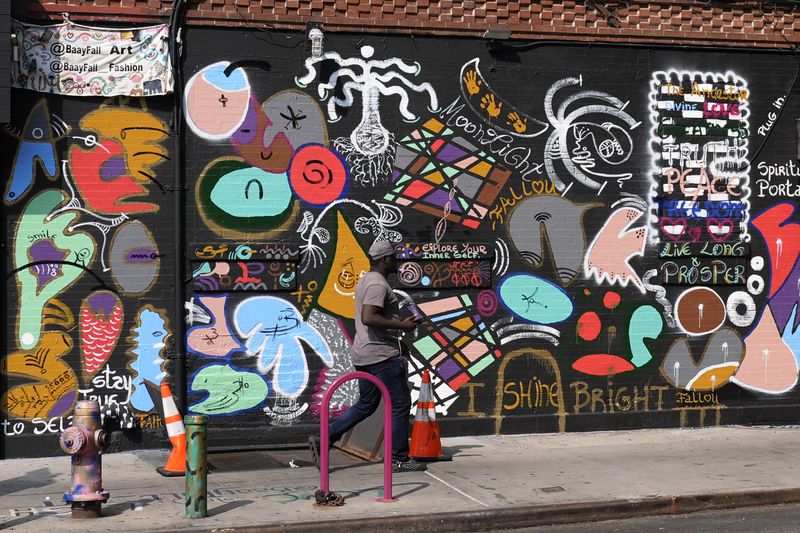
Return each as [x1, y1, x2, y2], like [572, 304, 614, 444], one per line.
[59, 400, 110, 518]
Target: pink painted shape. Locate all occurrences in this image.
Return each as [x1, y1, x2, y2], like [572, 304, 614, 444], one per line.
[455, 156, 477, 169]
[187, 295, 242, 357]
[732, 306, 798, 394]
[461, 340, 488, 363]
[585, 207, 647, 292]
[188, 78, 250, 137]
[430, 352, 449, 366]
[418, 296, 462, 315]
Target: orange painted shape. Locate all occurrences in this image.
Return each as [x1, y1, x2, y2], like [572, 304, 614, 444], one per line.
[688, 363, 739, 391]
[316, 212, 370, 320]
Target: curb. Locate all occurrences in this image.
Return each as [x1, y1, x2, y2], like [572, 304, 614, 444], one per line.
[159, 487, 800, 532]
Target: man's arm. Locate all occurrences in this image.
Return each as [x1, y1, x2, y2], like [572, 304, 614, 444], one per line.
[362, 304, 417, 332]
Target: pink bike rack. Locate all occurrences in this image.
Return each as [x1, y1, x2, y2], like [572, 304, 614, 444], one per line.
[319, 371, 396, 503]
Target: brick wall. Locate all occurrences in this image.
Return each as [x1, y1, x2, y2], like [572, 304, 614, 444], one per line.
[24, 1, 800, 49]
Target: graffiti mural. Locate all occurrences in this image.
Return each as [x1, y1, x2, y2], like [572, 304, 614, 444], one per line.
[6, 30, 800, 457]
[3, 93, 173, 457]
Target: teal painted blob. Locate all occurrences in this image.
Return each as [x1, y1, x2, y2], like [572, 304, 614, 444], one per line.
[628, 305, 663, 368]
[209, 167, 292, 217]
[498, 274, 574, 324]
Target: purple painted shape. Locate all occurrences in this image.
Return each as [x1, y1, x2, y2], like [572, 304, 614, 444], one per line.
[87, 291, 117, 316]
[99, 155, 127, 181]
[436, 142, 468, 164]
[391, 169, 402, 182]
[425, 188, 463, 214]
[48, 390, 76, 417]
[232, 96, 259, 144]
[320, 371, 396, 502]
[770, 255, 800, 332]
[124, 247, 159, 262]
[193, 275, 221, 291]
[437, 358, 460, 380]
[29, 240, 66, 288]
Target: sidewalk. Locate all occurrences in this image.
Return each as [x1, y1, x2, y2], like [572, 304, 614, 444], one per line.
[2, 426, 800, 532]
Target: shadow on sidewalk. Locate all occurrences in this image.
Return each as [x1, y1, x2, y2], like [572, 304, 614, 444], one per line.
[0, 468, 58, 497]
[208, 499, 255, 516]
[442, 444, 483, 458]
[329, 461, 382, 473]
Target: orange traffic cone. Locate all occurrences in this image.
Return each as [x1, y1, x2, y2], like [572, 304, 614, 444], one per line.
[156, 381, 186, 477]
[410, 370, 450, 462]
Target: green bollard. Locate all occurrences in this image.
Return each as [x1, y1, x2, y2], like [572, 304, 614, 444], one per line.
[185, 415, 208, 519]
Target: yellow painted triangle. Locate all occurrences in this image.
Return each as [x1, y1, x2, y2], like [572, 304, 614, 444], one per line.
[316, 211, 370, 320]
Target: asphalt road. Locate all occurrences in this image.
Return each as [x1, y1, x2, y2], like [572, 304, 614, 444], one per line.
[498, 503, 800, 533]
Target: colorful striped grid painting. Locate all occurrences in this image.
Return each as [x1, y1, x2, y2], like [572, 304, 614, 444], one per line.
[412, 294, 502, 390]
[384, 118, 511, 229]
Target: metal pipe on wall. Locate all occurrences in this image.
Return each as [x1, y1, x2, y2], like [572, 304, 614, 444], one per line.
[169, 0, 188, 413]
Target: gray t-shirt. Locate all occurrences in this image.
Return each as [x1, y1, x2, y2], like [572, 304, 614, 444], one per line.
[352, 271, 401, 366]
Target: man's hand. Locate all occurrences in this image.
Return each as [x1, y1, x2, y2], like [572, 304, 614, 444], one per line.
[398, 317, 418, 332]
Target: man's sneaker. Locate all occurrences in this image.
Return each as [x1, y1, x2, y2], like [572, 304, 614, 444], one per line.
[308, 435, 320, 470]
[393, 459, 427, 472]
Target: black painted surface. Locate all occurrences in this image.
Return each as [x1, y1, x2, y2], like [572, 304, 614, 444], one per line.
[3, 28, 800, 457]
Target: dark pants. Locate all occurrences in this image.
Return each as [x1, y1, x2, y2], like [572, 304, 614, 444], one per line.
[329, 357, 411, 462]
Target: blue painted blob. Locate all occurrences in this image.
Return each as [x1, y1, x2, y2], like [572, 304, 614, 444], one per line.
[498, 274, 574, 324]
[203, 63, 249, 92]
[6, 141, 58, 202]
[6, 101, 58, 204]
[129, 308, 168, 412]
[234, 296, 332, 398]
[210, 167, 292, 217]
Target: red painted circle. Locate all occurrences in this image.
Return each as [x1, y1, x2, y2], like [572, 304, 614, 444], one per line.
[577, 311, 602, 341]
[288, 144, 348, 206]
[603, 291, 621, 310]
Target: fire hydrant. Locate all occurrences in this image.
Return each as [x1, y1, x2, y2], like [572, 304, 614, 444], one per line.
[59, 400, 110, 518]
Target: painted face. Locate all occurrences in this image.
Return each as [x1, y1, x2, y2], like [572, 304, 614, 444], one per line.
[209, 165, 293, 218]
[258, 307, 301, 337]
[69, 139, 158, 214]
[231, 90, 327, 173]
[335, 259, 358, 295]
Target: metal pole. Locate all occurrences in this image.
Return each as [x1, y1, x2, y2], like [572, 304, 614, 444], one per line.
[185, 415, 208, 518]
[169, 0, 188, 415]
[320, 371, 396, 502]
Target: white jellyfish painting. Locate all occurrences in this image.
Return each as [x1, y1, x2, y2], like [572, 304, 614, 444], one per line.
[234, 296, 333, 424]
[296, 44, 439, 186]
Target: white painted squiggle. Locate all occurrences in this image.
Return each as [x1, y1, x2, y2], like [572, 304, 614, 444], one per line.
[297, 199, 403, 273]
[296, 48, 438, 157]
[544, 76, 639, 191]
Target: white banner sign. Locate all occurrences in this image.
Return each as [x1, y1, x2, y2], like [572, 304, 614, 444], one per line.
[11, 20, 173, 97]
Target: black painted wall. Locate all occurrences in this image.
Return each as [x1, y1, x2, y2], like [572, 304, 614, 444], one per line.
[3, 27, 800, 457]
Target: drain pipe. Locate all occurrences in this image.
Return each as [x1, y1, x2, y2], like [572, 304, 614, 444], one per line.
[169, 0, 188, 413]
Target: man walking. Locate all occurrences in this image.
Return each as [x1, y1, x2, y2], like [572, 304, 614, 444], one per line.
[310, 239, 427, 472]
